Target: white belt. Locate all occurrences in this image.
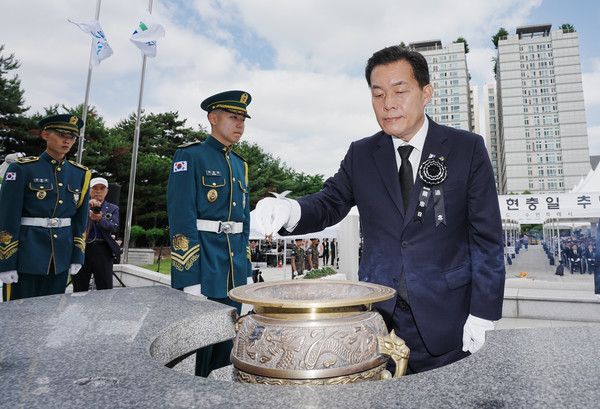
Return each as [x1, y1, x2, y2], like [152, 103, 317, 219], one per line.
[196, 219, 243, 234]
[21, 217, 71, 228]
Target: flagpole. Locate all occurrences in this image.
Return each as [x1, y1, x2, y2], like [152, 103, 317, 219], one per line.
[76, 0, 102, 164]
[122, 0, 154, 263]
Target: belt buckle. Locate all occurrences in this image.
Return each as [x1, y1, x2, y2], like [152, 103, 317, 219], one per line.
[48, 218, 60, 228]
[219, 222, 233, 234]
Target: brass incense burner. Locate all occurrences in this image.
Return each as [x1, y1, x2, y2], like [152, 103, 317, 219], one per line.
[229, 280, 409, 385]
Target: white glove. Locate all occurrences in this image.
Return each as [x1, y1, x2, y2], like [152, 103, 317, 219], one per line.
[69, 264, 82, 276]
[0, 270, 18, 284]
[184, 284, 207, 299]
[462, 314, 494, 354]
[252, 191, 300, 236]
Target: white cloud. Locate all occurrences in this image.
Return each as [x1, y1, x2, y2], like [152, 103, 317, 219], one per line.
[0, 0, 597, 178]
[582, 58, 600, 106]
[587, 126, 600, 156]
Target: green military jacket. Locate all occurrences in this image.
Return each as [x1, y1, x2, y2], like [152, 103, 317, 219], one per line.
[167, 136, 251, 298]
[307, 243, 320, 269]
[0, 152, 91, 275]
[291, 245, 306, 272]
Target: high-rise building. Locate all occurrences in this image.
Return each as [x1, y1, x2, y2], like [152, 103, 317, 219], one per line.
[484, 83, 503, 194]
[496, 24, 590, 194]
[410, 40, 472, 131]
[469, 86, 481, 135]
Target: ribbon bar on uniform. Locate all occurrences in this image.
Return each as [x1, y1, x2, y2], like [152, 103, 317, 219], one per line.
[196, 219, 243, 234]
[21, 217, 72, 228]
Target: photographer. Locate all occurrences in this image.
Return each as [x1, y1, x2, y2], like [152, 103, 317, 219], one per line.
[72, 177, 120, 291]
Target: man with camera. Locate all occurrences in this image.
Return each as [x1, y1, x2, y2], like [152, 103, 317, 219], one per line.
[72, 177, 120, 292]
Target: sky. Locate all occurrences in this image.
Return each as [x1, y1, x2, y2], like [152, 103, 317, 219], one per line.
[1, 0, 599, 178]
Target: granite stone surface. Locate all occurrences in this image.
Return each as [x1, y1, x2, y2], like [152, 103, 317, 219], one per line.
[1, 286, 599, 408]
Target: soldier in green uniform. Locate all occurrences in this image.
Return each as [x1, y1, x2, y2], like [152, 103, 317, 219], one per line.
[307, 238, 320, 270]
[0, 114, 91, 301]
[167, 90, 252, 376]
[290, 238, 306, 279]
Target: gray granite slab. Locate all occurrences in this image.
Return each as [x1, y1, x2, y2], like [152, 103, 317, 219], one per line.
[1, 286, 599, 408]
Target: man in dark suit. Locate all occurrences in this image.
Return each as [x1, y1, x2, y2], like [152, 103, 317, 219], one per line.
[253, 46, 505, 374]
[72, 177, 120, 291]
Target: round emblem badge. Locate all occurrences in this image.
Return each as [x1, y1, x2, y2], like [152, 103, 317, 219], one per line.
[37, 191, 46, 200]
[418, 158, 447, 186]
[207, 189, 218, 202]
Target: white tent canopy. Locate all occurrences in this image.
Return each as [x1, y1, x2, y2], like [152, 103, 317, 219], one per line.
[571, 164, 600, 193]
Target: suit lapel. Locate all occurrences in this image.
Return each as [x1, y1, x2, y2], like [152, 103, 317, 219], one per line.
[373, 133, 405, 216]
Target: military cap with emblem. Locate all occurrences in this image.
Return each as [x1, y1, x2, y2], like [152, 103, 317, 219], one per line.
[38, 114, 84, 137]
[201, 90, 252, 119]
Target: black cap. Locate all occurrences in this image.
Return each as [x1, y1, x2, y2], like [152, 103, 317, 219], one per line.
[201, 90, 252, 118]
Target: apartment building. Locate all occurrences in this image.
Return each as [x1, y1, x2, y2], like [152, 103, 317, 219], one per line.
[410, 40, 472, 131]
[496, 24, 590, 193]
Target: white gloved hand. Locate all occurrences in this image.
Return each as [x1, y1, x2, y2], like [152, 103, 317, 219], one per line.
[462, 314, 495, 354]
[69, 264, 82, 276]
[252, 191, 300, 236]
[0, 270, 18, 284]
[184, 284, 207, 299]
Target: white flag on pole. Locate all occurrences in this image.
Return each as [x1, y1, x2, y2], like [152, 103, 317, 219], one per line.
[129, 12, 165, 58]
[68, 19, 114, 67]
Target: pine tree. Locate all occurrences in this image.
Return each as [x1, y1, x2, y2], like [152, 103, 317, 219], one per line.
[0, 44, 40, 158]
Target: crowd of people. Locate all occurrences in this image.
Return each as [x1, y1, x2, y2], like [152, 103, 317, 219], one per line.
[558, 237, 597, 274]
[249, 237, 338, 279]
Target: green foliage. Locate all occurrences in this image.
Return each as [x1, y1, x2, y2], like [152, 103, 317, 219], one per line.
[302, 267, 337, 279]
[0, 44, 41, 157]
[492, 28, 509, 49]
[560, 24, 575, 33]
[129, 225, 146, 246]
[146, 227, 168, 247]
[454, 37, 469, 53]
[520, 224, 542, 238]
[235, 141, 324, 208]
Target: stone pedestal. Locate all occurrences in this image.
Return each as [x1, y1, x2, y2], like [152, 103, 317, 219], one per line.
[124, 248, 155, 265]
[1, 286, 600, 408]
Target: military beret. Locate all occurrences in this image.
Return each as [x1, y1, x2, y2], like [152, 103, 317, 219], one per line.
[201, 90, 252, 118]
[38, 114, 84, 137]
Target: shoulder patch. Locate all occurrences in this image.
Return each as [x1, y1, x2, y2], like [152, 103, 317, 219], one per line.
[230, 149, 247, 162]
[16, 156, 39, 164]
[68, 160, 89, 171]
[177, 141, 202, 148]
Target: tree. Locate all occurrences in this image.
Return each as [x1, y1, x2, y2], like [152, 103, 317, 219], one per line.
[560, 23, 575, 33]
[0, 44, 40, 158]
[491, 28, 509, 49]
[235, 141, 324, 209]
[86, 111, 205, 232]
[454, 37, 469, 53]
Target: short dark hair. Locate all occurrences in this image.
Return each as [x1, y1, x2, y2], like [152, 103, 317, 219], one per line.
[365, 45, 430, 89]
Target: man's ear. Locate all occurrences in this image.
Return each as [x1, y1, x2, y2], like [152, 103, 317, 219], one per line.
[422, 84, 434, 106]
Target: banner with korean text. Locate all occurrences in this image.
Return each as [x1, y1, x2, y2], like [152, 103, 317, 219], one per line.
[499, 193, 600, 223]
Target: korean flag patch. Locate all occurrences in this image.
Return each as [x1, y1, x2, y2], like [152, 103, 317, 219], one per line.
[173, 161, 188, 173]
[5, 172, 16, 181]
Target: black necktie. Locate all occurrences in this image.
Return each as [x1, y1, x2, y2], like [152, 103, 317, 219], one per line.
[398, 145, 414, 211]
